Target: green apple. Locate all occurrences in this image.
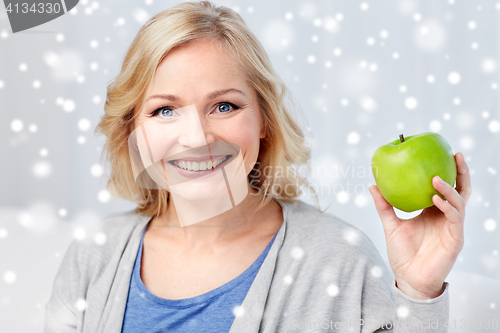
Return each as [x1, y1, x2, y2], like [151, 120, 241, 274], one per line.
[371, 132, 457, 212]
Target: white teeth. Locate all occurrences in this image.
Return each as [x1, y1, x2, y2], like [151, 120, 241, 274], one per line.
[173, 156, 229, 171]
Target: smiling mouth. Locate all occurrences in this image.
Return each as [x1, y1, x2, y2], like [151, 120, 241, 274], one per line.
[168, 155, 232, 172]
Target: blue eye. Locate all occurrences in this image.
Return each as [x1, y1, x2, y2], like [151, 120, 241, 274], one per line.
[160, 108, 174, 117]
[150, 102, 240, 118]
[218, 103, 232, 113]
[151, 106, 175, 118]
[215, 102, 240, 114]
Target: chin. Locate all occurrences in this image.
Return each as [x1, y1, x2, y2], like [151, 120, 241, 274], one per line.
[169, 179, 231, 202]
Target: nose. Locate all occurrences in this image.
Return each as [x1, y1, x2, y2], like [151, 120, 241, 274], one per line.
[177, 106, 208, 148]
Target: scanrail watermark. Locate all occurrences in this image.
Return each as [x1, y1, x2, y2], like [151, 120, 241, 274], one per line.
[248, 161, 378, 198]
[294, 318, 499, 331]
[4, 0, 79, 33]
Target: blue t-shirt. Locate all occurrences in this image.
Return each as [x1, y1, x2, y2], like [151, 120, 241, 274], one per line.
[121, 222, 278, 333]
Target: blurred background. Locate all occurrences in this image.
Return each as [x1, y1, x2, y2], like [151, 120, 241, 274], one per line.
[1, 0, 499, 332]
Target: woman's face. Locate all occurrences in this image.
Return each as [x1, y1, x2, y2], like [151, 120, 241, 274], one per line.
[132, 38, 264, 202]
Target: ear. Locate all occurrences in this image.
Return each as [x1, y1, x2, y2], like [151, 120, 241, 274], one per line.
[257, 104, 266, 138]
[259, 116, 266, 139]
[260, 125, 266, 139]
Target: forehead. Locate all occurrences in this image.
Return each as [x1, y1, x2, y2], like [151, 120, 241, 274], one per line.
[146, 39, 247, 96]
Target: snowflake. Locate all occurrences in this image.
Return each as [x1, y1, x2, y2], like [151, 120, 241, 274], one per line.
[396, 306, 409, 318]
[326, 283, 339, 296]
[290, 247, 304, 260]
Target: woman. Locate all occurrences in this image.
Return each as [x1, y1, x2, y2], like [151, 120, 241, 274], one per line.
[44, 1, 471, 332]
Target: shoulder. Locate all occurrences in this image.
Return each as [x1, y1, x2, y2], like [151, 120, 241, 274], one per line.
[88, 209, 150, 238]
[77, 209, 148, 248]
[45, 210, 152, 329]
[63, 209, 152, 275]
[280, 200, 384, 267]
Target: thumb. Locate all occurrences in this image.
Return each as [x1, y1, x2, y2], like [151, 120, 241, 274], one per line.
[369, 185, 400, 233]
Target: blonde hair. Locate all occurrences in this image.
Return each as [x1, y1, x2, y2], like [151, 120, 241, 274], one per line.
[95, 0, 318, 217]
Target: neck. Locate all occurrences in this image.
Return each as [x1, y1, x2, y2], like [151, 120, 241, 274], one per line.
[150, 184, 270, 246]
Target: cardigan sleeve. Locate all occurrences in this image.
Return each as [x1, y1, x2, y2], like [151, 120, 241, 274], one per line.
[357, 234, 450, 333]
[389, 280, 450, 332]
[43, 239, 81, 333]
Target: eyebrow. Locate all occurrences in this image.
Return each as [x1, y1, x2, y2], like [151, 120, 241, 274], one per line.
[144, 88, 247, 104]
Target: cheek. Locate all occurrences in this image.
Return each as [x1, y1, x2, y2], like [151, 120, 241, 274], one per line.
[225, 113, 261, 153]
[139, 123, 179, 162]
[227, 114, 261, 173]
[147, 133, 176, 161]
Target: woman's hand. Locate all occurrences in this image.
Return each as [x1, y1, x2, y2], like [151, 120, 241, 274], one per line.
[369, 152, 472, 300]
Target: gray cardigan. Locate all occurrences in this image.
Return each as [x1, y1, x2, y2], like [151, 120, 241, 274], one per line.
[44, 199, 449, 332]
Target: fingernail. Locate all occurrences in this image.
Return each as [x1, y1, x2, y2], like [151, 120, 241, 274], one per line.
[436, 176, 444, 185]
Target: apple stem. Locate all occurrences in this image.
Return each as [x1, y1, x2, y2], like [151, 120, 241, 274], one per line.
[399, 134, 405, 143]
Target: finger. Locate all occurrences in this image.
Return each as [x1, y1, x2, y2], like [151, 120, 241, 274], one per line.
[433, 175, 465, 216]
[432, 194, 464, 247]
[369, 185, 400, 232]
[432, 194, 463, 224]
[454, 152, 472, 205]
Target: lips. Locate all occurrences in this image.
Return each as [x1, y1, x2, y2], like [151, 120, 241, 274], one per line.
[159, 142, 241, 183]
[168, 155, 231, 172]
